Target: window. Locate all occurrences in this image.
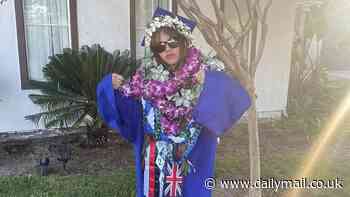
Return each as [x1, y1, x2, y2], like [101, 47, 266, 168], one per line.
[15, 0, 78, 89]
[131, 0, 176, 59]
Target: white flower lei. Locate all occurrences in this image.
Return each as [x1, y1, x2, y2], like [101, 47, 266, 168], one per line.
[144, 15, 194, 47]
[141, 58, 203, 109]
[139, 53, 226, 110]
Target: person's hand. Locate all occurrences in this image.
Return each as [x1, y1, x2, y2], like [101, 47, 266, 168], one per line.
[112, 73, 124, 90]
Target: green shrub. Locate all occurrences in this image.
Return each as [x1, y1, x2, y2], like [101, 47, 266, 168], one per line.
[25, 44, 140, 129]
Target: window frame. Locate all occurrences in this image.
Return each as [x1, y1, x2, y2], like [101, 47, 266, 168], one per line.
[15, 0, 79, 90]
[130, 0, 178, 61]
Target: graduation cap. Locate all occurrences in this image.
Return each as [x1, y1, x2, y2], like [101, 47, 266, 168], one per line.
[141, 7, 197, 47]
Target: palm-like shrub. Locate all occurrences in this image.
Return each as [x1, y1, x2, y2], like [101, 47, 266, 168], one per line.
[25, 44, 140, 129]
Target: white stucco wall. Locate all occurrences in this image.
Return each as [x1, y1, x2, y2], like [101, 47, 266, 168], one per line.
[0, 0, 41, 133]
[77, 0, 130, 52]
[0, 0, 294, 132]
[179, 0, 296, 118]
[0, 0, 130, 132]
[254, 0, 296, 117]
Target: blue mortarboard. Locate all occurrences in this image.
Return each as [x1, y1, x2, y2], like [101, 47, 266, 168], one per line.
[141, 7, 197, 47]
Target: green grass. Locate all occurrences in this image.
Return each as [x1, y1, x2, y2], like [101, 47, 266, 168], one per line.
[2, 111, 350, 197]
[0, 169, 136, 197]
[213, 112, 350, 197]
[215, 154, 243, 177]
[261, 153, 302, 179]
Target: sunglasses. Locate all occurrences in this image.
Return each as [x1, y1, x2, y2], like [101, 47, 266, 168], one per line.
[153, 39, 180, 53]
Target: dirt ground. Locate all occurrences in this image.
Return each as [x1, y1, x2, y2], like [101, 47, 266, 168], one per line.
[0, 133, 134, 176]
[1, 122, 349, 197]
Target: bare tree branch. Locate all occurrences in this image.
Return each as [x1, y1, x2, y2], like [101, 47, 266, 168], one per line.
[209, 0, 236, 55]
[262, 0, 273, 22]
[251, 25, 265, 76]
[208, 0, 240, 39]
[189, 1, 217, 27]
[210, 0, 221, 25]
[178, 0, 233, 70]
[246, 0, 253, 19]
[231, 0, 245, 31]
[255, 0, 263, 19]
[251, 0, 273, 76]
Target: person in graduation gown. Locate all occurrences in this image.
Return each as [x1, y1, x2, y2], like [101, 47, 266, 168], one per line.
[96, 8, 251, 197]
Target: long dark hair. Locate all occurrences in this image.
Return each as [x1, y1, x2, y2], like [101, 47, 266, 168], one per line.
[150, 26, 191, 69]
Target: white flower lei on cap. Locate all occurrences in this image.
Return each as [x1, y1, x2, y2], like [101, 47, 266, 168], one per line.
[144, 15, 194, 47]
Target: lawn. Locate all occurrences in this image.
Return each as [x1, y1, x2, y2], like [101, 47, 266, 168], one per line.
[1, 102, 350, 197]
[0, 169, 136, 197]
[213, 114, 350, 197]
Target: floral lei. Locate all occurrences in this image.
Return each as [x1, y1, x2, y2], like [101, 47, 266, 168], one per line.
[120, 47, 225, 174]
[144, 15, 194, 47]
[120, 47, 205, 136]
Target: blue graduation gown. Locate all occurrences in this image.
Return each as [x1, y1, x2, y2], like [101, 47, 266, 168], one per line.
[96, 70, 251, 197]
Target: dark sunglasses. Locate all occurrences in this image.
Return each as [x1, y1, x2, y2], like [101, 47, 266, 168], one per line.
[153, 39, 180, 53]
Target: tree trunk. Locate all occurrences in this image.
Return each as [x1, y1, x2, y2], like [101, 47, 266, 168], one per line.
[247, 86, 261, 197]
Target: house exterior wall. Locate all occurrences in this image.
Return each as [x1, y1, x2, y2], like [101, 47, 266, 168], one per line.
[77, 0, 130, 52]
[179, 0, 296, 118]
[321, 0, 350, 79]
[0, 0, 40, 132]
[0, 0, 294, 132]
[254, 0, 296, 117]
[0, 0, 130, 132]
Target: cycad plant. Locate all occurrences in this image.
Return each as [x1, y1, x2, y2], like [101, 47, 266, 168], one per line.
[25, 44, 140, 129]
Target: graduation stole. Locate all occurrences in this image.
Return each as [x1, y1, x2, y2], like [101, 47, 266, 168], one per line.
[120, 47, 226, 197]
[141, 98, 201, 197]
[121, 48, 206, 196]
[142, 97, 202, 157]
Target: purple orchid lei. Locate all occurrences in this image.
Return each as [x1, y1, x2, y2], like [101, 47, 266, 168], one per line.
[120, 47, 206, 135]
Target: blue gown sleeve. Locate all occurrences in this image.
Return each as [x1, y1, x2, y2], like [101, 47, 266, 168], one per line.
[96, 74, 143, 144]
[192, 70, 251, 136]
